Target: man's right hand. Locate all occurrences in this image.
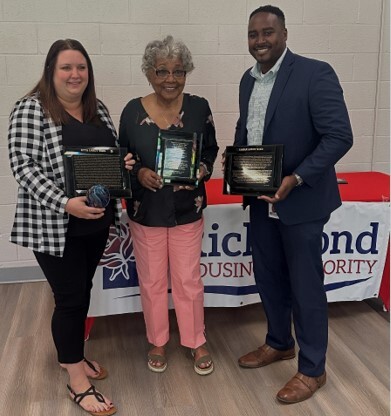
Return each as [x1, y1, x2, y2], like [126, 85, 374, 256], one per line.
[258, 174, 297, 203]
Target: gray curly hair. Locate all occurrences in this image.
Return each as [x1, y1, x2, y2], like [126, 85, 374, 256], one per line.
[141, 35, 195, 75]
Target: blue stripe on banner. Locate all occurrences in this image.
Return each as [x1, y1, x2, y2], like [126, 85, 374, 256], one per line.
[204, 277, 372, 297]
[324, 277, 371, 291]
[115, 294, 140, 299]
[113, 277, 372, 299]
[116, 289, 172, 299]
[204, 285, 259, 296]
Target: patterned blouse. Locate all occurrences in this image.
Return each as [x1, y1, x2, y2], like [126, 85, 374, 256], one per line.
[119, 93, 219, 227]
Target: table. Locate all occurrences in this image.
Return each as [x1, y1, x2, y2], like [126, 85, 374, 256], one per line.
[86, 171, 390, 336]
[331, 172, 389, 310]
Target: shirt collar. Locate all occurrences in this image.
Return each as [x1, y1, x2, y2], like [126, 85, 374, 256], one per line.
[250, 47, 288, 80]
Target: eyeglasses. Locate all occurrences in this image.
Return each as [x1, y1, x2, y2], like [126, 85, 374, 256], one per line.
[153, 68, 186, 79]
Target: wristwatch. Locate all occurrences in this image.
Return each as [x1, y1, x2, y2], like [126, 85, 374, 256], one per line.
[293, 173, 303, 187]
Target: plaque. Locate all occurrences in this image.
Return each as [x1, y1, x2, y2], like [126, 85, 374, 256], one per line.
[155, 130, 203, 186]
[63, 146, 131, 198]
[223, 144, 284, 196]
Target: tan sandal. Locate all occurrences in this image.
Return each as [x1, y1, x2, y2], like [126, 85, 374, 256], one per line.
[147, 351, 167, 373]
[191, 347, 214, 376]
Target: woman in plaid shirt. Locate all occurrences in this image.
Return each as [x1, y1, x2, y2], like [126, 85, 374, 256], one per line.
[8, 39, 133, 416]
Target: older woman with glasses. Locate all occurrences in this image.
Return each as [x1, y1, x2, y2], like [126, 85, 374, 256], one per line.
[119, 35, 218, 375]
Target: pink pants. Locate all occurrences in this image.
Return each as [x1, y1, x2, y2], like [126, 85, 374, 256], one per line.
[129, 218, 206, 349]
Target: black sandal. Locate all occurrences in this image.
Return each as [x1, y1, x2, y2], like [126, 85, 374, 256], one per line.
[67, 384, 117, 416]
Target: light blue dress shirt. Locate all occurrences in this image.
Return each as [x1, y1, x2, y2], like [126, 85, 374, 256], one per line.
[247, 48, 287, 145]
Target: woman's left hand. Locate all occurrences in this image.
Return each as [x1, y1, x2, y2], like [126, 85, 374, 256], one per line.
[197, 163, 208, 181]
[124, 153, 135, 170]
[173, 163, 209, 192]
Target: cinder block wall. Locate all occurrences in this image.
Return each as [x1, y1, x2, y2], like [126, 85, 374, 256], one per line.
[0, 0, 389, 278]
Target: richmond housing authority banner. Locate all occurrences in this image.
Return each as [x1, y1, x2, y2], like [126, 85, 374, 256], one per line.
[88, 202, 390, 316]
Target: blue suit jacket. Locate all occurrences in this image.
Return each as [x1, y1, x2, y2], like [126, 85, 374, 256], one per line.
[235, 49, 353, 225]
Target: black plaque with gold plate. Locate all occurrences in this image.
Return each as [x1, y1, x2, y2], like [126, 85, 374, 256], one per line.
[63, 146, 131, 198]
[223, 144, 284, 196]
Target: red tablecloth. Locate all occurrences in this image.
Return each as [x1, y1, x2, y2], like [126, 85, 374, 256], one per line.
[336, 172, 390, 202]
[205, 171, 390, 310]
[205, 171, 390, 204]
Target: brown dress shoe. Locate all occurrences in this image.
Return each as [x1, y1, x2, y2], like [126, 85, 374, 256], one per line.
[277, 371, 326, 404]
[238, 344, 295, 368]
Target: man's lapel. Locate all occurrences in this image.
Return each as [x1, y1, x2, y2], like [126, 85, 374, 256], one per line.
[264, 49, 295, 133]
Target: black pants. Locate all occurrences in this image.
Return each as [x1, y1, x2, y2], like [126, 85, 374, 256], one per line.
[34, 227, 109, 364]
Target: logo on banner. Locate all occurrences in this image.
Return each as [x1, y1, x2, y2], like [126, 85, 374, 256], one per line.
[99, 223, 138, 289]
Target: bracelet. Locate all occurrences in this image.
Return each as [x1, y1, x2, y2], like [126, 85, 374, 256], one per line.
[200, 162, 210, 176]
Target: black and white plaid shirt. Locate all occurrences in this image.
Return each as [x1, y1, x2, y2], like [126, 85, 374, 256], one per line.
[8, 94, 123, 257]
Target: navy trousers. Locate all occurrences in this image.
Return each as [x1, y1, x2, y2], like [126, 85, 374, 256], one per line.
[249, 200, 329, 377]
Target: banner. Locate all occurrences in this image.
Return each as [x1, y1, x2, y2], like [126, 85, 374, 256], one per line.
[88, 202, 390, 316]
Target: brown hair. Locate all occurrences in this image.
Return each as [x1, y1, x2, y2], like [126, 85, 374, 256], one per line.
[28, 39, 97, 124]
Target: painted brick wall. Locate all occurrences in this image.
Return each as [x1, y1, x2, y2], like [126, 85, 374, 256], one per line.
[0, 0, 389, 274]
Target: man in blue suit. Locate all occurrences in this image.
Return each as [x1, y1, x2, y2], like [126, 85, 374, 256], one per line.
[235, 5, 353, 403]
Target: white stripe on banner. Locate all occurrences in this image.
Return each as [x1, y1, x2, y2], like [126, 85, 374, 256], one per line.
[88, 202, 390, 316]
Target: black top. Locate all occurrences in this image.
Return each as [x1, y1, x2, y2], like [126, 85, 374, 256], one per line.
[119, 93, 219, 227]
[62, 116, 116, 236]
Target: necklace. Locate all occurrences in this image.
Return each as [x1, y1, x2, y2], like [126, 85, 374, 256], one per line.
[161, 112, 177, 128]
[155, 93, 182, 128]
